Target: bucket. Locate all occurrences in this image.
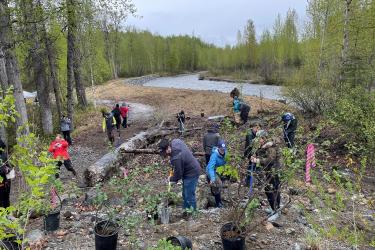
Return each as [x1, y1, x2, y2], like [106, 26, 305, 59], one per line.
[159, 206, 170, 224]
[166, 236, 192, 250]
[44, 210, 60, 232]
[220, 222, 245, 250]
[94, 220, 119, 250]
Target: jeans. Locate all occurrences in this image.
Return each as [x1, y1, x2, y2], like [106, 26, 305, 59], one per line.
[182, 176, 199, 210]
[121, 116, 127, 128]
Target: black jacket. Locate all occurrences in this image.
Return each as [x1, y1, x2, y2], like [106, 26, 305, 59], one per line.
[170, 139, 201, 182]
[284, 118, 298, 134]
[203, 129, 220, 155]
[244, 129, 257, 158]
[0, 152, 10, 186]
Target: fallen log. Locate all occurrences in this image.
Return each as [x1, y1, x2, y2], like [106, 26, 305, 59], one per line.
[83, 123, 175, 187]
[160, 127, 203, 131]
[120, 148, 206, 156]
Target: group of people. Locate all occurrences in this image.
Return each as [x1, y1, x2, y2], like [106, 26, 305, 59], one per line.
[158, 105, 298, 222]
[102, 103, 130, 144]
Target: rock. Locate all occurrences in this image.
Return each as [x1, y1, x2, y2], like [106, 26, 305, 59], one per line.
[293, 243, 302, 250]
[327, 188, 336, 194]
[286, 228, 296, 235]
[198, 174, 206, 185]
[26, 229, 44, 243]
[265, 222, 274, 231]
[249, 233, 257, 241]
[188, 222, 204, 232]
[55, 229, 68, 237]
[63, 211, 73, 219]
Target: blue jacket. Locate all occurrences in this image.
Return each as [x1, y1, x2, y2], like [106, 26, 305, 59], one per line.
[233, 97, 241, 113]
[206, 147, 226, 181]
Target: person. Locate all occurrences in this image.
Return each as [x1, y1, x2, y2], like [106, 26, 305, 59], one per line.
[230, 88, 250, 125]
[158, 138, 201, 211]
[244, 123, 262, 186]
[48, 134, 76, 178]
[206, 140, 227, 208]
[240, 102, 250, 124]
[176, 110, 186, 134]
[0, 139, 11, 208]
[60, 114, 72, 145]
[119, 103, 129, 128]
[203, 123, 221, 165]
[244, 123, 261, 159]
[102, 111, 116, 144]
[282, 112, 297, 148]
[232, 96, 242, 124]
[112, 104, 122, 131]
[250, 130, 281, 221]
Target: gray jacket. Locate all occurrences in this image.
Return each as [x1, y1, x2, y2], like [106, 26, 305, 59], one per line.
[203, 129, 220, 155]
[60, 117, 71, 132]
[170, 139, 201, 182]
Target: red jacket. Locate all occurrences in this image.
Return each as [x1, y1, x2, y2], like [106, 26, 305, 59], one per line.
[48, 139, 70, 160]
[119, 106, 129, 118]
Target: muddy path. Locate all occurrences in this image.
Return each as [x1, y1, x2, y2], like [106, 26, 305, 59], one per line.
[59, 100, 155, 183]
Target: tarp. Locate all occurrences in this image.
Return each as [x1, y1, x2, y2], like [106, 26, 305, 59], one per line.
[23, 91, 37, 99]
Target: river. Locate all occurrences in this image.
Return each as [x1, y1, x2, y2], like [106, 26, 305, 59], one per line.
[143, 74, 282, 100]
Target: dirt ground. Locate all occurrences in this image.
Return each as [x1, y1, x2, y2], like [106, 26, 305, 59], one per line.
[20, 79, 374, 250]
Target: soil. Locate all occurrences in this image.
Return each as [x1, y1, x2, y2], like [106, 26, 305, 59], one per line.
[222, 230, 242, 239]
[18, 79, 374, 250]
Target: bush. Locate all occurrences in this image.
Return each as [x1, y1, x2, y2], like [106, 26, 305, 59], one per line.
[330, 87, 375, 161]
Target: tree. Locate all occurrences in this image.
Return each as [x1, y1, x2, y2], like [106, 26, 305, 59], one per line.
[0, 0, 29, 136]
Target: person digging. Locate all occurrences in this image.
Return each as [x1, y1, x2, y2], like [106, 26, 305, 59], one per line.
[250, 130, 281, 222]
[158, 138, 201, 214]
[281, 112, 297, 148]
[206, 140, 227, 208]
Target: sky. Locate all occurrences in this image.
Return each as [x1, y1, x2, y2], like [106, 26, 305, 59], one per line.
[125, 0, 308, 47]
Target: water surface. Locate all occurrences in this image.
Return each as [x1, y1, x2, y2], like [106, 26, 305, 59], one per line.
[143, 74, 282, 100]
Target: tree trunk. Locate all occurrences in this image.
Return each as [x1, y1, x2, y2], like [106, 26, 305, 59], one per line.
[339, 0, 352, 85]
[0, 47, 8, 144]
[44, 32, 63, 120]
[0, 0, 29, 136]
[84, 124, 175, 187]
[67, 22, 75, 126]
[26, 0, 53, 135]
[67, 0, 87, 109]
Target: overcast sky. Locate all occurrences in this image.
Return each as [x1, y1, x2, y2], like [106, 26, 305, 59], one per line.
[125, 0, 308, 47]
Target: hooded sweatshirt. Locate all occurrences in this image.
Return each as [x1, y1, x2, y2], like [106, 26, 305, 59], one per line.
[169, 139, 201, 182]
[206, 147, 226, 182]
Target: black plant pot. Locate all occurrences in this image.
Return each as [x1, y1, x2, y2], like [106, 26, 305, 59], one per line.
[44, 210, 60, 232]
[0, 236, 22, 250]
[94, 220, 119, 250]
[220, 222, 245, 250]
[166, 236, 192, 250]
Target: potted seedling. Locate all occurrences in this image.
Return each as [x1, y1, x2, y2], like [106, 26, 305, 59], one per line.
[41, 178, 63, 232]
[92, 184, 120, 250]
